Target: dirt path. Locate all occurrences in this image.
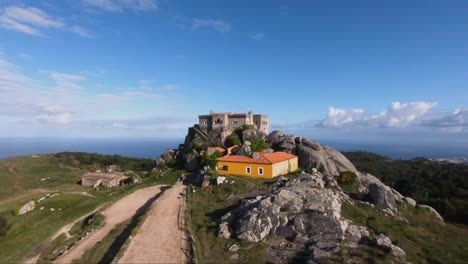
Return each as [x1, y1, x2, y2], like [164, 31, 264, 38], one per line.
[23, 204, 107, 264]
[118, 182, 187, 264]
[53, 185, 165, 264]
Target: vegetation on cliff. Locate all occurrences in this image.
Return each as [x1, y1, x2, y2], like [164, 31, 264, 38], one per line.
[343, 151, 468, 224]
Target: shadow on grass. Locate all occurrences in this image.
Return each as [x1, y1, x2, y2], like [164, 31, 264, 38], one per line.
[97, 185, 172, 264]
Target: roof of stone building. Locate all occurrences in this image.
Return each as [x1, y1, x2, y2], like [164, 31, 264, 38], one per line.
[199, 112, 247, 118]
[217, 152, 297, 165]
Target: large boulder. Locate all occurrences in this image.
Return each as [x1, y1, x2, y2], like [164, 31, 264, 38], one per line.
[278, 136, 296, 152]
[242, 129, 267, 142]
[266, 130, 357, 176]
[220, 171, 351, 261]
[417, 204, 444, 222]
[236, 142, 252, 157]
[184, 151, 200, 171]
[18, 201, 36, 215]
[162, 149, 176, 162]
[403, 197, 417, 207]
[296, 144, 357, 177]
[265, 130, 283, 145]
[368, 183, 398, 213]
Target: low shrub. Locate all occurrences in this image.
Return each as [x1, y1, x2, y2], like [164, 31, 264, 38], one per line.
[0, 216, 10, 237]
[250, 136, 270, 152]
[337, 171, 357, 185]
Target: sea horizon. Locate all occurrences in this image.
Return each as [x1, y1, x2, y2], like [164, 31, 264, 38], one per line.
[1, 137, 466, 160]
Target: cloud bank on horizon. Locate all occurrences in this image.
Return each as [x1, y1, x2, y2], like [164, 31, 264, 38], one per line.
[0, 0, 467, 141]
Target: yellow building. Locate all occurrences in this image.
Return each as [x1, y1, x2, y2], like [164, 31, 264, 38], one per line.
[216, 152, 298, 178]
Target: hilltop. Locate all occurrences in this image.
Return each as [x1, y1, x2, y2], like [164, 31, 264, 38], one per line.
[159, 125, 468, 263]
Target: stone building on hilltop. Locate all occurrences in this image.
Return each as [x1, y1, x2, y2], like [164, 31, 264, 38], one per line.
[198, 111, 269, 135]
[81, 172, 127, 188]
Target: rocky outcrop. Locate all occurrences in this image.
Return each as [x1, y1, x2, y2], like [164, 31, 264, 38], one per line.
[236, 141, 252, 157]
[242, 129, 267, 142]
[403, 197, 417, 207]
[215, 161, 415, 263]
[417, 204, 444, 222]
[18, 201, 36, 215]
[368, 183, 398, 214]
[266, 130, 357, 176]
[217, 171, 406, 262]
[359, 173, 399, 214]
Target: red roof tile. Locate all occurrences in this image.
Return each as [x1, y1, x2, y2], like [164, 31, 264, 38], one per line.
[217, 152, 297, 165]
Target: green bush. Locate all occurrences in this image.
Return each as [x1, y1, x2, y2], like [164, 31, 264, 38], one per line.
[199, 151, 223, 170]
[225, 134, 241, 147]
[337, 171, 357, 185]
[344, 151, 468, 224]
[0, 216, 10, 237]
[54, 152, 155, 172]
[250, 136, 270, 152]
[207, 169, 219, 178]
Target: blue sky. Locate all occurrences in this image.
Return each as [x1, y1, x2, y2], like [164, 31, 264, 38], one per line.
[0, 0, 467, 145]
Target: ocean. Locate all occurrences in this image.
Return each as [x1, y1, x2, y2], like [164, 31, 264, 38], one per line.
[0, 138, 466, 160]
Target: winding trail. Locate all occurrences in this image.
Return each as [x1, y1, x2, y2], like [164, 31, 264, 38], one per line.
[118, 182, 187, 264]
[53, 185, 165, 264]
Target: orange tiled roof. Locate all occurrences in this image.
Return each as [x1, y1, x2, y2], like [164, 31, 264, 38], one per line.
[214, 147, 226, 153]
[217, 152, 297, 165]
[262, 152, 297, 164]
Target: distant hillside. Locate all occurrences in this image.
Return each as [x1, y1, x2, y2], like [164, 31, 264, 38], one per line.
[343, 151, 468, 224]
[0, 153, 157, 263]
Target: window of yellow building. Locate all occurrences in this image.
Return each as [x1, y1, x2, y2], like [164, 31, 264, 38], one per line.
[258, 167, 264, 175]
[246, 166, 251, 174]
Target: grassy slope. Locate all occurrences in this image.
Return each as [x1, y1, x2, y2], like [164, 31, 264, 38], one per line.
[188, 173, 468, 263]
[187, 175, 274, 263]
[0, 155, 82, 200]
[0, 154, 154, 263]
[342, 202, 468, 264]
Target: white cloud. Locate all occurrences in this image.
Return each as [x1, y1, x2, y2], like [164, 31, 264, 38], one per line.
[48, 71, 86, 91]
[82, 0, 121, 12]
[0, 54, 189, 136]
[120, 0, 159, 12]
[318, 107, 364, 128]
[422, 108, 468, 130]
[364, 102, 437, 127]
[318, 102, 438, 128]
[70, 25, 92, 37]
[192, 19, 231, 33]
[0, 55, 30, 91]
[0, 6, 64, 36]
[112, 122, 128, 128]
[36, 112, 73, 124]
[251, 32, 265, 40]
[81, 0, 158, 12]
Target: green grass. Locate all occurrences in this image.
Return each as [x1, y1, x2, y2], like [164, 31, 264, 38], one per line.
[153, 169, 186, 185]
[37, 213, 105, 263]
[0, 193, 106, 263]
[342, 202, 468, 264]
[73, 220, 131, 264]
[0, 154, 161, 263]
[0, 155, 82, 198]
[187, 175, 270, 263]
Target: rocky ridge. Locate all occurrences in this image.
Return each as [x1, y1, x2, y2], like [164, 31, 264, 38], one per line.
[213, 130, 443, 263]
[155, 127, 445, 263]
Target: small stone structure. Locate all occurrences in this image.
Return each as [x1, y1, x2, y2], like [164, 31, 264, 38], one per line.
[198, 111, 269, 135]
[81, 172, 127, 188]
